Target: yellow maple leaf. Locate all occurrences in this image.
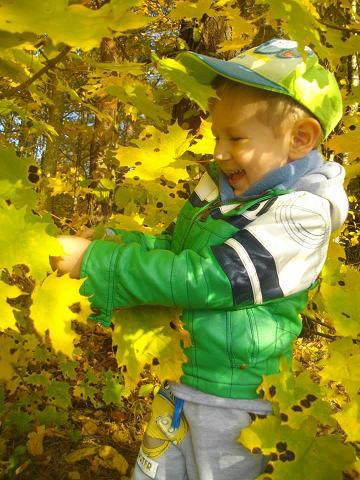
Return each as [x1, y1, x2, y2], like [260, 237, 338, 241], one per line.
[189, 119, 216, 155]
[31, 273, 88, 356]
[112, 306, 186, 390]
[117, 124, 192, 182]
[333, 398, 360, 442]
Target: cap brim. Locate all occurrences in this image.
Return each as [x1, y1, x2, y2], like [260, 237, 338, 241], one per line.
[177, 51, 289, 95]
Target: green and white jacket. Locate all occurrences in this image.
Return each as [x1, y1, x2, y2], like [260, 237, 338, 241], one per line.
[80, 152, 348, 399]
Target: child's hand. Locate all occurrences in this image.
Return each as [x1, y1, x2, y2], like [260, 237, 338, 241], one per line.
[50, 236, 91, 279]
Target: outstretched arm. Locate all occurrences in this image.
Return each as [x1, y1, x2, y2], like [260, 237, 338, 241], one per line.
[50, 236, 91, 278]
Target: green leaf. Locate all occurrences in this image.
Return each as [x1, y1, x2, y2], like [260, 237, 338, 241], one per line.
[6, 411, 33, 432]
[36, 406, 68, 428]
[157, 57, 216, 112]
[102, 371, 125, 406]
[59, 360, 78, 380]
[73, 382, 98, 406]
[138, 383, 156, 397]
[106, 77, 170, 125]
[47, 380, 72, 409]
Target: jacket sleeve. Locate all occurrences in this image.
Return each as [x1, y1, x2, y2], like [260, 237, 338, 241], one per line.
[109, 228, 173, 250]
[80, 191, 332, 327]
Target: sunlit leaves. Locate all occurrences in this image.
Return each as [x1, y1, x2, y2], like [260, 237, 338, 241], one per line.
[112, 306, 186, 390]
[333, 397, 360, 442]
[157, 57, 216, 112]
[256, 0, 326, 60]
[0, 203, 62, 281]
[117, 123, 193, 182]
[31, 273, 88, 356]
[240, 416, 355, 480]
[106, 77, 170, 125]
[0, 0, 152, 51]
[328, 117, 360, 163]
[317, 241, 360, 337]
[318, 338, 360, 397]
[188, 119, 215, 155]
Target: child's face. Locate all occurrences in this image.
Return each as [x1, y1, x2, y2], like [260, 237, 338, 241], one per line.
[211, 87, 294, 196]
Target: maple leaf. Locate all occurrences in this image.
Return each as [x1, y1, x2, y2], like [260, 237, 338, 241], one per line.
[116, 124, 193, 182]
[317, 241, 360, 338]
[157, 57, 216, 112]
[258, 365, 334, 429]
[328, 128, 360, 163]
[256, 0, 326, 61]
[188, 119, 216, 155]
[0, 0, 152, 51]
[240, 416, 355, 480]
[0, 203, 62, 281]
[106, 77, 170, 125]
[217, 6, 255, 53]
[102, 371, 126, 406]
[318, 338, 360, 397]
[333, 397, 360, 442]
[31, 273, 88, 356]
[112, 306, 186, 390]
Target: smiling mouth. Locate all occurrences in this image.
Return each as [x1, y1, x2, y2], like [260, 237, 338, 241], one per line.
[227, 169, 246, 187]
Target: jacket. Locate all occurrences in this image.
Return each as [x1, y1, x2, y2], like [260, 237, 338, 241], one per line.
[80, 154, 348, 399]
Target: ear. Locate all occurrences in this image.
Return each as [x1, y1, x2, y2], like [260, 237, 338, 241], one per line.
[288, 117, 322, 160]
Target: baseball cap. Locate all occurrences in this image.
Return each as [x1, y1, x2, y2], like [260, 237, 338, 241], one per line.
[176, 38, 342, 138]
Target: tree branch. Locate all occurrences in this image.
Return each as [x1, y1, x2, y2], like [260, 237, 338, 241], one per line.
[318, 20, 360, 34]
[0, 46, 72, 100]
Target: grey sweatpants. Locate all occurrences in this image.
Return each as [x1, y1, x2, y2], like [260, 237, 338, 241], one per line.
[132, 385, 271, 480]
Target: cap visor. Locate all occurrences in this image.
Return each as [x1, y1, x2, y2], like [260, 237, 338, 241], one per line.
[177, 51, 288, 94]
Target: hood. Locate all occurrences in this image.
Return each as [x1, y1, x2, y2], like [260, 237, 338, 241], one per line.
[218, 149, 348, 231]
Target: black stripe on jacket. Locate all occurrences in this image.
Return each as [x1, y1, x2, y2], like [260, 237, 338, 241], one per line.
[212, 230, 284, 305]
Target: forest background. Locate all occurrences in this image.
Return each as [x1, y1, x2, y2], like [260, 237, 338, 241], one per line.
[0, 0, 359, 479]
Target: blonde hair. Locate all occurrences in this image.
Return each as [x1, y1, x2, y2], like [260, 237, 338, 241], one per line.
[210, 77, 323, 141]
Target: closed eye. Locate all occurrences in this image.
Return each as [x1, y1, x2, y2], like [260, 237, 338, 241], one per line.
[230, 137, 244, 142]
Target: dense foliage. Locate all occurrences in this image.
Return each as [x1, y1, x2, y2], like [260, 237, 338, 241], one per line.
[0, 0, 359, 478]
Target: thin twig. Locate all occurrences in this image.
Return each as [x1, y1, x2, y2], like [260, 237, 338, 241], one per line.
[319, 20, 360, 34]
[0, 46, 72, 100]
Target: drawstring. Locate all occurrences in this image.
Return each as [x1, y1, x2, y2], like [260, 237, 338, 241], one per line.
[171, 397, 184, 429]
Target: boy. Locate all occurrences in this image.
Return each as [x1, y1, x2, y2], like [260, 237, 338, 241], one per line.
[54, 39, 348, 479]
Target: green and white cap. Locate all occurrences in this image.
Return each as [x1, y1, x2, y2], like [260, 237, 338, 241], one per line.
[177, 39, 342, 138]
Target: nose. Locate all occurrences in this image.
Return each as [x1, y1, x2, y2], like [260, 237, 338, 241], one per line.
[214, 140, 231, 162]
